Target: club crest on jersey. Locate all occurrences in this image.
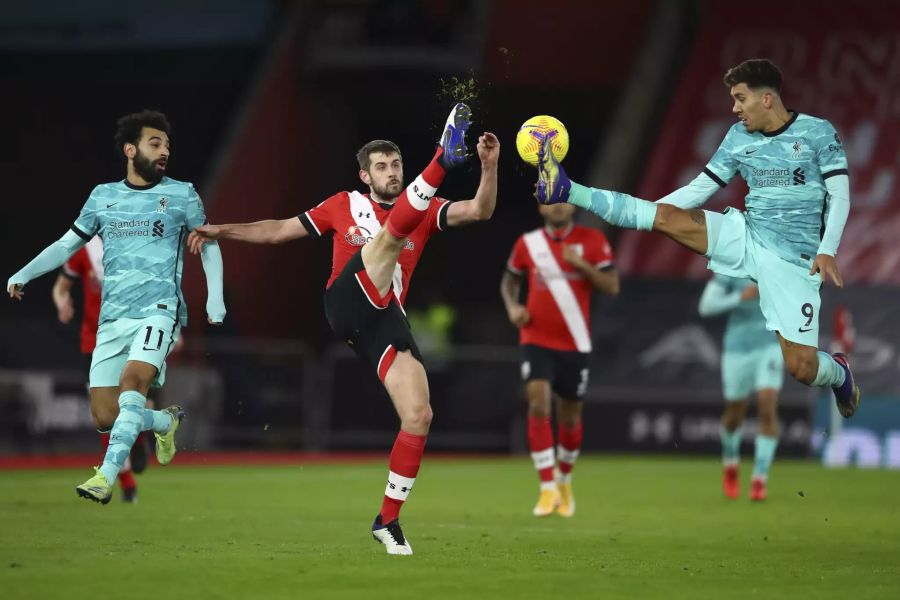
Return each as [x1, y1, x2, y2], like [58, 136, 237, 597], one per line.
[792, 139, 805, 159]
[157, 197, 169, 213]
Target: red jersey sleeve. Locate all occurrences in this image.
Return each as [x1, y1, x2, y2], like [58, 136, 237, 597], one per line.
[298, 192, 344, 237]
[587, 230, 615, 269]
[427, 198, 452, 235]
[63, 248, 87, 279]
[506, 236, 528, 275]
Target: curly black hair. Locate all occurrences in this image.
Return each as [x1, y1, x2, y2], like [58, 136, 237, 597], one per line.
[114, 110, 171, 155]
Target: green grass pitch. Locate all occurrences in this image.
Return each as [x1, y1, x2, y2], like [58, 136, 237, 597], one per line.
[1, 456, 898, 599]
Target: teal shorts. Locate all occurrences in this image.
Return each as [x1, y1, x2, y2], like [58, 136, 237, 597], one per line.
[705, 208, 823, 346]
[89, 315, 181, 389]
[722, 344, 785, 401]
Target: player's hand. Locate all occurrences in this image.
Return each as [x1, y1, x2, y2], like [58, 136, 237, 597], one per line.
[561, 244, 586, 268]
[57, 298, 75, 324]
[7, 283, 24, 300]
[507, 304, 530, 328]
[188, 225, 221, 255]
[740, 285, 759, 301]
[477, 132, 500, 167]
[811, 254, 843, 288]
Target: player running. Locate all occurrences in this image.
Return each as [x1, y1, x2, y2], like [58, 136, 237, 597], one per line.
[699, 275, 783, 501]
[53, 237, 140, 501]
[188, 103, 499, 555]
[501, 203, 618, 517]
[8, 110, 226, 504]
[534, 58, 860, 418]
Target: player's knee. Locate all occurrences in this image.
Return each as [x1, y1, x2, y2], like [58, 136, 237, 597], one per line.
[527, 396, 551, 418]
[653, 203, 678, 232]
[401, 403, 433, 431]
[91, 405, 117, 430]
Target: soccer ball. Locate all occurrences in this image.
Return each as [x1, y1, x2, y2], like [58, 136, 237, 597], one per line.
[516, 115, 569, 166]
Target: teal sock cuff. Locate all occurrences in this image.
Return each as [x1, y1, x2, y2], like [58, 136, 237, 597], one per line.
[118, 390, 146, 409]
[813, 352, 845, 387]
[568, 181, 592, 210]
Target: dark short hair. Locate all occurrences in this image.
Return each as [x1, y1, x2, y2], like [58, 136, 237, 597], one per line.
[114, 110, 171, 155]
[356, 139, 401, 171]
[723, 59, 783, 93]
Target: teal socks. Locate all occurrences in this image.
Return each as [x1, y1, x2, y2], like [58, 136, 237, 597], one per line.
[753, 435, 779, 480]
[720, 426, 742, 464]
[569, 182, 657, 231]
[99, 391, 172, 482]
[812, 351, 846, 387]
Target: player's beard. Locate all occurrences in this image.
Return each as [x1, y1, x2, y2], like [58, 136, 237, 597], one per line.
[133, 149, 166, 184]
[372, 179, 403, 201]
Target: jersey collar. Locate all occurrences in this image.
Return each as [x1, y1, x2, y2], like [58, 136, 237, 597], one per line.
[123, 178, 163, 191]
[365, 193, 395, 211]
[544, 223, 574, 241]
[761, 110, 798, 137]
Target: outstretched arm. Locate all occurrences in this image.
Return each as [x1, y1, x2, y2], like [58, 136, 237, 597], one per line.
[8, 230, 87, 299]
[199, 241, 226, 324]
[656, 172, 721, 209]
[698, 278, 753, 317]
[446, 132, 499, 227]
[188, 217, 309, 254]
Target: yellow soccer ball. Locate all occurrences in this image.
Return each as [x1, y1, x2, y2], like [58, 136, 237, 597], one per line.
[516, 115, 569, 166]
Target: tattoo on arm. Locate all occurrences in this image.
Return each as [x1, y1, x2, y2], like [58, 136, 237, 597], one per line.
[689, 209, 706, 226]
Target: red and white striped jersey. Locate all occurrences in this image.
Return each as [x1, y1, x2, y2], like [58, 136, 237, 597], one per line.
[507, 224, 614, 353]
[62, 236, 104, 354]
[298, 191, 450, 307]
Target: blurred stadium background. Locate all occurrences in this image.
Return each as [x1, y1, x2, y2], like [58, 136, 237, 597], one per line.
[2, 2, 900, 597]
[3, 0, 897, 467]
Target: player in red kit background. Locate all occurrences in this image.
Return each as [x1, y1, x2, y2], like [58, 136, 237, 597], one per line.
[189, 104, 499, 554]
[52, 236, 140, 502]
[501, 203, 619, 517]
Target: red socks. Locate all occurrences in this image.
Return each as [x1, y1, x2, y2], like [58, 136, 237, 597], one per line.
[380, 430, 428, 523]
[385, 148, 447, 239]
[557, 422, 583, 476]
[528, 416, 555, 483]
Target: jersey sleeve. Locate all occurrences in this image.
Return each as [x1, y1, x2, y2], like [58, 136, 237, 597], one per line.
[71, 189, 100, 241]
[815, 121, 849, 179]
[703, 126, 740, 188]
[429, 198, 451, 234]
[298, 193, 342, 237]
[506, 236, 528, 275]
[588, 230, 615, 269]
[62, 248, 86, 279]
[184, 184, 208, 231]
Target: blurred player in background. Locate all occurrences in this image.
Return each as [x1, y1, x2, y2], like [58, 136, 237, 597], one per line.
[501, 203, 618, 517]
[699, 275, 784, 501]
[189, 104, 499, 555]
[535, 58, 860, 419]
[8, 110, 226, 504]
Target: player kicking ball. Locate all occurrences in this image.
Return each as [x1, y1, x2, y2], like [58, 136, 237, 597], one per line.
[534, 59, 860, 418]
[699, 276, 784, 501]
[188, 103, 499, 554]
[8, 110, 226, 504]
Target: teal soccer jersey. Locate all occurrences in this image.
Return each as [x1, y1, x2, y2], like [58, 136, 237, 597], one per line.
[703, 112, 848, 268]
[71, 177, 206, 326]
